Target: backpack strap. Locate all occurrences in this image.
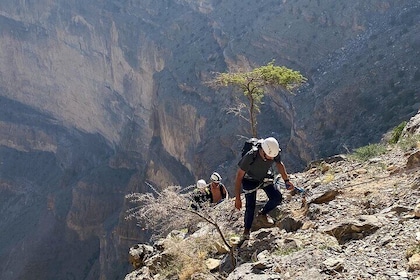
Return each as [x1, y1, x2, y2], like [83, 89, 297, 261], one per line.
[219, 184, 226, 197]
[249, 146, 259, 165]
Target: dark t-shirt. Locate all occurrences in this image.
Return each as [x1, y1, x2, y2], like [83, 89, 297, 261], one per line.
[238, 147, 281, 181]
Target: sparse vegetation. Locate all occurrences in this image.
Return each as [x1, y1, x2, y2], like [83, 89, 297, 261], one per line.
[397, 134, 420, 151]
[274, 246, 301, 256]
[156, 236, 212, 280]
[389, 121, 407, 144]
[126, 185, 239, 277]
[323, 172, 335, 184]
[126, 186, 234, 245]
[350, 143, 387, 161]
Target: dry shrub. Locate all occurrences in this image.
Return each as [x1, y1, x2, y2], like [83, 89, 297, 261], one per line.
[126, 185, 237, 244]
[164, 236, 213, 280]
[148, 235, 211, 280]
[126, 185, 240, 276]
[126, 185, 200, 239]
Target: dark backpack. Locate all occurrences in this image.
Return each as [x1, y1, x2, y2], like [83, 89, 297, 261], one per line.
[241, 137, 262, 157]
[241, 138, 275, 176]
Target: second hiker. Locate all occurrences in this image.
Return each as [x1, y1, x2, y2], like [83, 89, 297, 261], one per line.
[234, 137, 294, 240]
[192, 172, 229, 210]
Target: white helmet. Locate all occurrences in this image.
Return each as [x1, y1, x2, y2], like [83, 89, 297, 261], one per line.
[210, 172, 222, 183]
[261, 137, 280, 158]
[196, 179, 207, 188]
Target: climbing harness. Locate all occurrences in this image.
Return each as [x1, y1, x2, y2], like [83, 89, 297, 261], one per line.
[242, 176, 307, 208]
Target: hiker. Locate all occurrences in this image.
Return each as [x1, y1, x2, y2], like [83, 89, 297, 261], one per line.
[234, 137, 294, 240]
[196, 179, 207, 189]
[191, 172, 229, 210]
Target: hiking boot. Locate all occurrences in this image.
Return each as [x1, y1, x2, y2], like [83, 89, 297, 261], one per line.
[257, 212, 274, 225]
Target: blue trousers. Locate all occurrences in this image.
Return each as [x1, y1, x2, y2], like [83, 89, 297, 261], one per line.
[242, 179, 283, 230]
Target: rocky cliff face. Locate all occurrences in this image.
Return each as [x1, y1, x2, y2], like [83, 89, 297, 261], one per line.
[0, 0, 418, 279]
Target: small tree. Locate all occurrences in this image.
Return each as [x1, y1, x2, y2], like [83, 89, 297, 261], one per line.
[208, 60, 306, 137]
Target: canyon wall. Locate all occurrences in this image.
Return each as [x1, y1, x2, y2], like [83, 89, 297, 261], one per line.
[0, 0, 418, 279]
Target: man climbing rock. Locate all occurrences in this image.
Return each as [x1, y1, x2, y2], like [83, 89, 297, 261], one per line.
[234, 137, 294, 241]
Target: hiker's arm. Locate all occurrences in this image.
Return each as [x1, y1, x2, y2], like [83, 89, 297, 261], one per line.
[276, 161, 289, 180]
[234, 168, 245, 209]
[276, 162, 294, 190]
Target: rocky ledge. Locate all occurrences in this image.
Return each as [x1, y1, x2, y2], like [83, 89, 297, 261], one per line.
[125, 112, 420, 280]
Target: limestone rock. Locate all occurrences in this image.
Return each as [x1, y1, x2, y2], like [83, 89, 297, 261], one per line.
[406, 150, 420, 170]
[408, 254, 420, 272]
[321, 257, 345, 273]
[322, 215, 383, 244]
[128, 244, 154, 269]
[124, 267, 153, 280]
[415, 203, 420, 218]
[311, 189, 341, 204]
[402, 109, 420, 136]
[276, 216, 303, 232]
[205, 258, 221, 271]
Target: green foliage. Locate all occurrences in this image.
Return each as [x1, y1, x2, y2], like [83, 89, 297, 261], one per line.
[397, 134, 420, 151]
[350, 143, 387, 161]
[256, 61, 307, 91]
[209, 60, 306, 137]
[274, 246, 301, 256]
[389, 121, 407, 144]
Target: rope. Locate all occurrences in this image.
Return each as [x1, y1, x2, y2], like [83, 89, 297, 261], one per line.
[242, 180, 268, 195]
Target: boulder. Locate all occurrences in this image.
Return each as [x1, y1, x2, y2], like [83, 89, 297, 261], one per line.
[414, 203, 420, 218]
[128, 244, 154, 269]
[408, 254, 420, 272]
[402, 109, 420, 136]
[322, 215, 383, 244]
[406, 150, 420, 170]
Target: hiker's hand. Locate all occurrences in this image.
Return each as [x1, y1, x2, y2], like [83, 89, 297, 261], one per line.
[235, 197, 242, 210]
[285, 180, 294, 191]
